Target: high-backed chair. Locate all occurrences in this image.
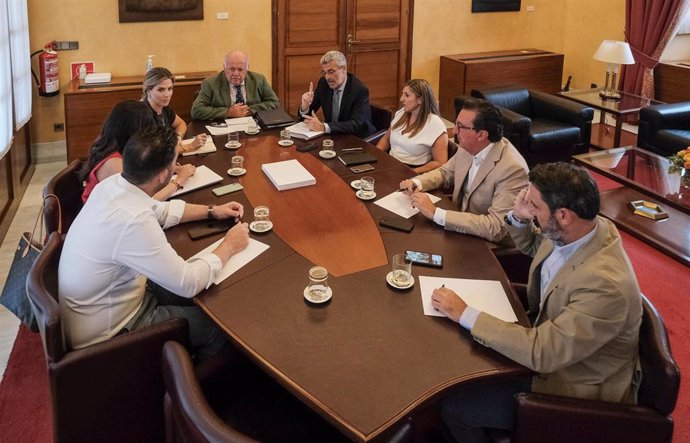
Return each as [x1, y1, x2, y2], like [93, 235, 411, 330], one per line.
[27, 232, 189, 443]
[506, 294, 680, 443]
[638, 102, 690, 156]
[162, 340, 362, 443]
[365, 103, 393, 144]
[43, 159, 84, 235]
[456, 87, 594, 167]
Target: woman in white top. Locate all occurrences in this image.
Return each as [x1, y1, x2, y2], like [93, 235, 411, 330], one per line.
[376, 79, 448, 173]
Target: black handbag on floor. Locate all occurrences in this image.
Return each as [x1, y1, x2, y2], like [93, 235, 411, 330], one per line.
[0, 195, 60, 332]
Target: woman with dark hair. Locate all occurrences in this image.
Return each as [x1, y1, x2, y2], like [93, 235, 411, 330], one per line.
[143, 67, 207, 152]
[80, 100, 195, 202]
[376, 79, 448, 174]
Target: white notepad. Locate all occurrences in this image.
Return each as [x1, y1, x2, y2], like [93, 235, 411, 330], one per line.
[261, 159, 316, 191]
[190, 238, 270, 285]
[374, 191, 441, 219]
[170, 165, 223, 197]
[180, 137, 217, 156]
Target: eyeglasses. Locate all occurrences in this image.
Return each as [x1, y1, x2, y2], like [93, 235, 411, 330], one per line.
[320, 67, 344, 77]
[456, 122, 477, 131]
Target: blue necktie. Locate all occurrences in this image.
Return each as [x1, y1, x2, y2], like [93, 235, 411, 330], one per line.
[234, 85, 245, 105]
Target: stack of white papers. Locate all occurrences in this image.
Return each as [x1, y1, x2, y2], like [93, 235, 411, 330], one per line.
[419, 276, 518, 322]
[285, 122, 324, 140]
[374, 191, 442, 219]
[181, 137, 217, 156]
[205, 117, 256, 135]
[190, 238, 270, 285]
[170, 165, 223, 197]
[261, 159, 316, 191]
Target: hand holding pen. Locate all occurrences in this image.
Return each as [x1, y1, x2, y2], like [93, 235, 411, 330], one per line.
[398, 179, 418, 195]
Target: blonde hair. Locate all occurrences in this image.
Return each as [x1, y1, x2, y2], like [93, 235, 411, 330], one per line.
[142, 67, 174, 100]
[391, 79, 439, 138]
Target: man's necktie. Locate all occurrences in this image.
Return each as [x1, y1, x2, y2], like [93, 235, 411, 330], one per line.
[234, 85, 245, 105]
[332, 89, 341, 122]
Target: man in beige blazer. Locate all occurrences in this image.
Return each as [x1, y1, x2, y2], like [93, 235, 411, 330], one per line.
[432, 163, 642, 442]
[400, 99, 528, 245]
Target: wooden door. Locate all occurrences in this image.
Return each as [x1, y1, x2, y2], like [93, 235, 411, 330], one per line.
[273, 0, 412, 114]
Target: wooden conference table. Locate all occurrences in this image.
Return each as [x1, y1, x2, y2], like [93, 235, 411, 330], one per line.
[166, 123, 530, 442]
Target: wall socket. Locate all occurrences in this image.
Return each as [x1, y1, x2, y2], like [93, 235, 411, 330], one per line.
[52, 41, 79, 51]
[53, 123, 65, 132]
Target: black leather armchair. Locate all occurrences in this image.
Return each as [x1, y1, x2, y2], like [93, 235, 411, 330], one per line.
[364, 103, 393, 144]
[638, 102, 690, 156]
[506, 294, 680, 443]
[456, 87, 594, 167]
[26, 232, 189, 443]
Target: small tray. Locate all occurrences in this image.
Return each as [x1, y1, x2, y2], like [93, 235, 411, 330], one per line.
[628, 200, 669, 220]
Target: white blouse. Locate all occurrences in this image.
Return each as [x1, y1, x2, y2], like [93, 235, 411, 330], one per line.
[389, 108, 447, 166]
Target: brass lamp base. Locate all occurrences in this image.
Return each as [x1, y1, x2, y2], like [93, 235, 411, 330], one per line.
[599, 89, 622, 101]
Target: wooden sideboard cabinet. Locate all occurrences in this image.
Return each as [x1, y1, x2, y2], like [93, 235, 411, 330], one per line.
[439, 49, 564, 120]
[63, 71, 215, 162]
[654, 62, 690, 103]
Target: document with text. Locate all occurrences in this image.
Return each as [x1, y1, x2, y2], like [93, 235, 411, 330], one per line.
[190, 238, 270, 285]
[419, 276, 518, 322]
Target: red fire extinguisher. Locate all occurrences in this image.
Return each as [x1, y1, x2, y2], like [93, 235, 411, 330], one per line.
[38, 44, 59, 97]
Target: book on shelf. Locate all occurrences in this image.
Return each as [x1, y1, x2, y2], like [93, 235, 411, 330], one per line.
[285, 122, 324, 140]
[261, 159, 316, 191]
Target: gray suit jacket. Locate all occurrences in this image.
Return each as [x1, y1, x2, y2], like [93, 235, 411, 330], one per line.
[191, 71, 279, 120]
[472, 216, 642, 403]
[415, 138, 528, 244]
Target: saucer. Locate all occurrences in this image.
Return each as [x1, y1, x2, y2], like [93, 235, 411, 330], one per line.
[303, 286, 333, 304]
[355, 190, 376, 201]
[227, 168, 246, 177]
[244, 128, 260, 135]
[386, 271, 414, 289]
[350, 179, 362, 190]
[319, 150, 336, 159]
[278, 139, 294, 147]
[225, 141, 241, 150]
[249, 221, 273, 233]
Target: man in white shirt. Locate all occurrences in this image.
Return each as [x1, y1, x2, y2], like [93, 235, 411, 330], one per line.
[59, 126, 250, 358]
[400, 99, 528, 244]
[432, 163, 642, 442]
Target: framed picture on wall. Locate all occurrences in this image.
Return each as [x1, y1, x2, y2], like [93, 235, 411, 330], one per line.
[472, 0, 521, 13]
[118, 0, 204, 23]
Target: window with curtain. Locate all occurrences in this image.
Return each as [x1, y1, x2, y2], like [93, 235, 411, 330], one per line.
[0, 3, 14, 159]
[9, 0, 31, 131]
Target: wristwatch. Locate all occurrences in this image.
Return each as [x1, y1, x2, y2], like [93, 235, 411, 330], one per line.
[207, 204, 215, 220]
[170, 179, 183, 190]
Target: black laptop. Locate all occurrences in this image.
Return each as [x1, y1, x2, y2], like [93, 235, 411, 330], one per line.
[255, 108, 295, 129]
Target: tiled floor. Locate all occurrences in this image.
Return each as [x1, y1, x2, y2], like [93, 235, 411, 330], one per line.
[0, 160, 66, 382]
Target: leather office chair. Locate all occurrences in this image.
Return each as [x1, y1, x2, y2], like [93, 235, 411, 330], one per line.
[638, 102, 690, 156]
[43, 159, 84, 235]
[26, 232, 189, 443]
[365, 103, 393, 144]
[162, 341, 358, 443]
[505, 294, 680, 443]
[456, 87, 594, 167]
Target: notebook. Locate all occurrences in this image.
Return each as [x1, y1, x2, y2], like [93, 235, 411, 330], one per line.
[285, 122, 324, 140]
[261, 159, 316, 191]
[255, 108, 295, 129]
[338, 152, 377, 167]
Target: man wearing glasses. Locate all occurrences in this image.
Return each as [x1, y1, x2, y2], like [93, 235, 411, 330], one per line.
[400, 99, 528, 245]
[191, 50, 280, 120]
[298, 50, 375, 138]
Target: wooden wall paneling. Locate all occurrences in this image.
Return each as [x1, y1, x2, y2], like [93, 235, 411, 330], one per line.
[654, 62, 690, 103]
[350, 49, 401, 108]
[0, 124, 35, 244]
[0, 155, 11, 237]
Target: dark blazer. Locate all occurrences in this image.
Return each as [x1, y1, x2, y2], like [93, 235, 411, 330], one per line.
[301, 73, 375, 138]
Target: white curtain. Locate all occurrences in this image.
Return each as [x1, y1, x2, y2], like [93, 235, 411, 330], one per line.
[9, 0, 31, 130]
[0, 3, 14, 159]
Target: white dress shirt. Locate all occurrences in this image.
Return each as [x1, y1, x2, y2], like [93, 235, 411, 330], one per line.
[58, 174, 223, 349]
[389, 108, 447, 166]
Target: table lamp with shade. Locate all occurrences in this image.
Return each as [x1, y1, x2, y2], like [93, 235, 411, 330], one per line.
[593, 40, 635, 100]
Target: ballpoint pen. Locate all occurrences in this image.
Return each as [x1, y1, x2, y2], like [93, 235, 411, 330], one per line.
[341, 147, 363, 152]
[397, 183, 418, 192]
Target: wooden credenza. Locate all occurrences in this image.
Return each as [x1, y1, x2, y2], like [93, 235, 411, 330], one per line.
[654, 62, 690, 103]
[439, 49, 564, 120]
[63, 71, 215, 162]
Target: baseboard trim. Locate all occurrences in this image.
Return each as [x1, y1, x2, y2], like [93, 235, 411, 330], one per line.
[32, 140, 67, 164]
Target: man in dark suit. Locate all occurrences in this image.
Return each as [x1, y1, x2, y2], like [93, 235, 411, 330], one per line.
[298, 50, 375, 138]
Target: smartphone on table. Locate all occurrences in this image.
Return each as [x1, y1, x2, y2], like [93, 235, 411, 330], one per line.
[405, 250, 443, 268]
